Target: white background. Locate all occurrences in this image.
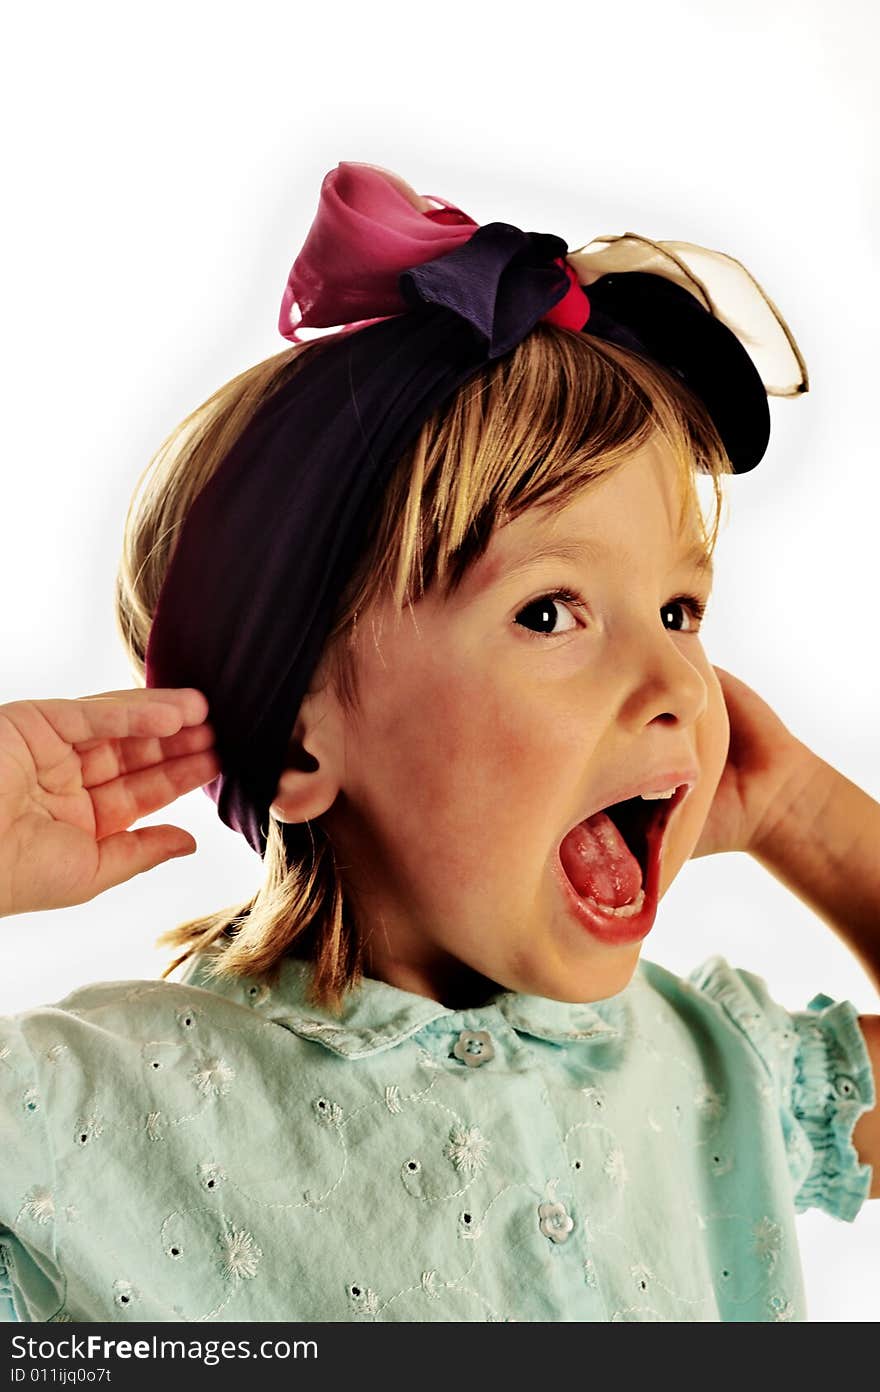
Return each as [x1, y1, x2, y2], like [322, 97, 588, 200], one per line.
[1, 0, 878, 1321]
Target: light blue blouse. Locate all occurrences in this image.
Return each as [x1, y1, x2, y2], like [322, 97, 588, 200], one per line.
[0, 948, 873, 1322]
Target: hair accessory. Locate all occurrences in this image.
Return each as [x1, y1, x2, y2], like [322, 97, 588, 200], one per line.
[145, 161, 809, 858]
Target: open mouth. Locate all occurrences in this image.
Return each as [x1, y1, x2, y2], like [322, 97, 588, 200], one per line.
[555, 784, 691, 942]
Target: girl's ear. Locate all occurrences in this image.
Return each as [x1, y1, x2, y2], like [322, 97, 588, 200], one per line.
[269, 675, 345, 825]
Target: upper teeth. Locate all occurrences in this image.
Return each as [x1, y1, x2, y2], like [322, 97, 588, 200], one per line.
[639, 787, 677, 800]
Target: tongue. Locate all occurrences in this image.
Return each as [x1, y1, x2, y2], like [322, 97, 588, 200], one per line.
[559, 811, 643, 907]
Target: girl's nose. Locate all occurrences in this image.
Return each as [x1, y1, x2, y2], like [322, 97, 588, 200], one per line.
[614, 623, 709, 731]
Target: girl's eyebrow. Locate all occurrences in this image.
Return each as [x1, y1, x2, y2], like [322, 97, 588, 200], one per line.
[468, 535, 714, 594]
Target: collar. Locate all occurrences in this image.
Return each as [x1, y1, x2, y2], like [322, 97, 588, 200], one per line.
[176, 951, 637, 1060]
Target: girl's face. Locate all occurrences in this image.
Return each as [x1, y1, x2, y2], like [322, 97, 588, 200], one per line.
[319, 437, 730, 1007]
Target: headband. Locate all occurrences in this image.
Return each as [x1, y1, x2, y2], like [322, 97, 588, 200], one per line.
[144, 161, 809, 858]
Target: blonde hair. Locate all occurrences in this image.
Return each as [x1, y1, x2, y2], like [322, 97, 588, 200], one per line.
[115, 323, 733, 1011]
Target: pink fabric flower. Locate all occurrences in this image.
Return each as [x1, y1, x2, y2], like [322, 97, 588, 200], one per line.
[278, 161, 589, 342]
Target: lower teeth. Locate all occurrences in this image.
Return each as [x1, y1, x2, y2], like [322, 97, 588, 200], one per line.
[582, 887, 646, 918]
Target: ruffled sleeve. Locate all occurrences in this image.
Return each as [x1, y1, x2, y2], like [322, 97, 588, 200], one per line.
[0, 1242, 17, 1322]
[688, 956, 875, 1222]
[0, 1014, 63, 1320]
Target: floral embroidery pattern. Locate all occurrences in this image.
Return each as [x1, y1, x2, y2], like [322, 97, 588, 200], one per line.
[218, 1226, 262, 1281]
[603, 1147, 628, 1187]
[20, 1187, 54, 1225]
[191, 1057, 235, 1098]
[751, 1217, 782, 1267]
[445, 1125, 490, 1175]
[4, 952, 866, 1322]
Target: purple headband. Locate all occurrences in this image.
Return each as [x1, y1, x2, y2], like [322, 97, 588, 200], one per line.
[144, 161, 808, 857]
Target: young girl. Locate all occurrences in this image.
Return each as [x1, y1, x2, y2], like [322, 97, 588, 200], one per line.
[1, 162, 877, 1324]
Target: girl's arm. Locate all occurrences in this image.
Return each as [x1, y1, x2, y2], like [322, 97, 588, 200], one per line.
[749, 753, 880, 1201]
[690, 666, 880, 1199]
[750, 753, 880, 993]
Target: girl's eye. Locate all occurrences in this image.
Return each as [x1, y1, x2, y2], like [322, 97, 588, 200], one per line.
[514, 589, 708, 640]
[514, 589, 584, 638]
[662, 595, 708, 633]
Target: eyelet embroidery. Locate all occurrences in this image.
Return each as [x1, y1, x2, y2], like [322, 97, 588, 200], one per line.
[709, 1150, 734, 1177]
[22, 1088, 39, 1114]
[347, 1283, 379, 1317]
[631, 1262, 653, 1292]
[74, 1113, 104, 1147]
[8, 955, 838, 1322]
[113, 1279, 139, 1309]
[199, 1161, 226, 1192]
[768, 1293, 796, 1321]
[313, 1097, 343, 1127]
[176, 1008, 197, 1031]
[581, 1085, 606, 1110]
[458, 1209, 483, 1239]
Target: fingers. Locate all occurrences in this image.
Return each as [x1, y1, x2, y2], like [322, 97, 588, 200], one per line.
[5, 691, 212, 765]
[64, 689, 212, 748]
[89, 824, 199, 900]
[78, 720, 218, 788]
[89, 749, 222, 841]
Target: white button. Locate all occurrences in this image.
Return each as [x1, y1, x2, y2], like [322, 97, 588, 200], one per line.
[538, 1199, 574, 1244]
[452, 1029, 494, 1067]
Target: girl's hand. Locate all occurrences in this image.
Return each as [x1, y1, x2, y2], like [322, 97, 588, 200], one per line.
[690, 666, 815, 860]
[0, 689, 221, 917]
